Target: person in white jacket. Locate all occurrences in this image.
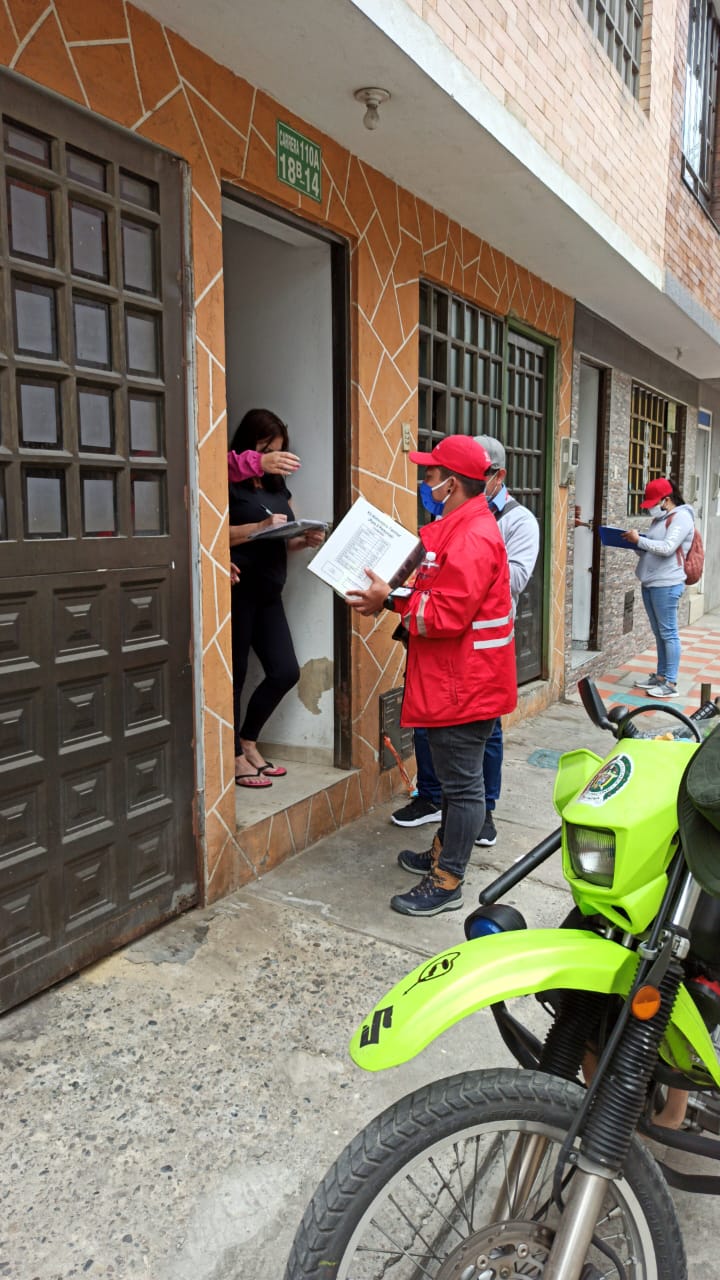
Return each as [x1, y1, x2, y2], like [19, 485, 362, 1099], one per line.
[622, 476, 695, 699]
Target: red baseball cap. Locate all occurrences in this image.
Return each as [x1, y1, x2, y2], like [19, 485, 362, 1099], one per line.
[409, 435, 491, 481]
[640, 477, 672, 508]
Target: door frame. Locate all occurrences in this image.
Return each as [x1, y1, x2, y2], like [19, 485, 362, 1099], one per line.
[219, 185, 352, 769]
[504, 318, 558, 684]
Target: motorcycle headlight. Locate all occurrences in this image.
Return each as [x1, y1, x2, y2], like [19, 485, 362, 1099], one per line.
[566, 824, 616, 887]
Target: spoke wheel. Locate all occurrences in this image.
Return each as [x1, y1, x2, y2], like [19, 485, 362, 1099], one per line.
[285, 1069, 686, 1280]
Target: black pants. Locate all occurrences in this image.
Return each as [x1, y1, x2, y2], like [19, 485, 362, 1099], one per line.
[231, 585, 300, 753]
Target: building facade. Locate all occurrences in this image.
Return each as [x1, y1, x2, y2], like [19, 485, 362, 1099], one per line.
[0, 0, 718, 1008]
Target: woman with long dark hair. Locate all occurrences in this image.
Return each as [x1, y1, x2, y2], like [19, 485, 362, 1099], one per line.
[623, 476, 696, 699]
[229, 409, 324, 787]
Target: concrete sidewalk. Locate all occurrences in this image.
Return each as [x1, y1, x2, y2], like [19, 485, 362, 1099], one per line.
[2, 628, 719, 1279]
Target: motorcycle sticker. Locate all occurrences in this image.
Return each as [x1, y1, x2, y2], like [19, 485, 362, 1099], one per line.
[404, 951, 461, 995]
[359, 1005, 393, 1049]
[579, 754, 633, 807]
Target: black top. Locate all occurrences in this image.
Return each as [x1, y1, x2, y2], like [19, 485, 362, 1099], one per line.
[229, 480, 293, 589]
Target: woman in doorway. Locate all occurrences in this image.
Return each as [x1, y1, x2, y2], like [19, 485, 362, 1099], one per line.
[229, 409, 324, 788]
[623, 476, 695, 700]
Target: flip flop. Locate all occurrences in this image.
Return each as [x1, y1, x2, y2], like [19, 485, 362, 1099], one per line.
[235, 768, 273, 788]
[259, 762, 287, 777]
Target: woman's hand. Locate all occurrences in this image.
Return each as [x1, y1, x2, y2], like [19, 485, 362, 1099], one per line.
[622, 529, 640, 544]
[261, 450, 301, 476]
[303, 529, 325, 548]
[346, 568, 391, 615]
[260, 513, 288, 532]
[229, 513, 286, 545]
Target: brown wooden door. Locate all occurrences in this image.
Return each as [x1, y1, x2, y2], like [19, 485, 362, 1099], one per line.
[505, 331, 547, 685]
[0, 71, 197, 1012]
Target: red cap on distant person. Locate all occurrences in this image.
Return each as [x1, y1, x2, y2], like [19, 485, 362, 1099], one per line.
[640, 477, 672, 508]
[409, 435, 491, 480]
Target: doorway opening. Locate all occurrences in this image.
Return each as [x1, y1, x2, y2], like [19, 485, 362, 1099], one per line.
[221, 191, 352, 827]
[571, 361, 606, 664]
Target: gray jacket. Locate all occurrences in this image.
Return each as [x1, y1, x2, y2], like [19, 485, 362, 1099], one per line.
[493, 490, 540, 612]
[635, 503, 695, 587]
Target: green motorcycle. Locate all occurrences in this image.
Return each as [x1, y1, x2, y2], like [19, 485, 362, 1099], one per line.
[286, 680, 720, 1280]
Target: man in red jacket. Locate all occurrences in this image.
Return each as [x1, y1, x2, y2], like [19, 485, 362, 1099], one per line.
[347, 435, 517, 916]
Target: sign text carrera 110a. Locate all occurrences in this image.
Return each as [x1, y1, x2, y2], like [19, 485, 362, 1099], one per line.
[276, 121, 322, 203]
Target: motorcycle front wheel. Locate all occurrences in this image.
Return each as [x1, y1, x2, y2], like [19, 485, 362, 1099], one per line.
[285, 1068, 685, 1280]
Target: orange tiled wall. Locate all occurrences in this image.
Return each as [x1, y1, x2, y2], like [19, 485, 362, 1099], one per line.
[0, 0, 573, 898]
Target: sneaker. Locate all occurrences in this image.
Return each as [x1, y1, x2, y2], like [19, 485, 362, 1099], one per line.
[391, 796, 442, 827]
[647, 681, 678, 699]
[390, 868, 463, 916]
[633, 674, 662, 689]
[475, 814, 497, 846]
[398, 833, 442, 876]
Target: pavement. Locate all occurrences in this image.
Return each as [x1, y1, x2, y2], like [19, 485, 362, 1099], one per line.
[2, 612, 719, 1280]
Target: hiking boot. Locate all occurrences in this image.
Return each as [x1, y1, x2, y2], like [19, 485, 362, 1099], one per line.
[475, 814, 497, 846]
[647, 680, 678, 699]
[391, 795, 442, 827]
[390, 866, 463, 917]
[398, 832, 442, 875]
[633, 674, 662, 690]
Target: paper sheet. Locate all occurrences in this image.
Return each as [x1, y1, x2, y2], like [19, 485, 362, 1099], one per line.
[308, 497, 422, 596]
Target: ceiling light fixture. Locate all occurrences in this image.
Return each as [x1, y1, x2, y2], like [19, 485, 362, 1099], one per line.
[354, 87, 391, 131]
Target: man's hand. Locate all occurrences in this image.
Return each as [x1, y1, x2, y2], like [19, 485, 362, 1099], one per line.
[346, 568, 391, 615]
[230, 563, 241, 585]
[261, 450, 301, 476]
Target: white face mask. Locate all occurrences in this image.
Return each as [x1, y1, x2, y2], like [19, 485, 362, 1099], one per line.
[647, 504, 665, 519]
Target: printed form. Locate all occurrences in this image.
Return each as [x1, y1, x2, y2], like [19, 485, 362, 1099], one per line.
[308, 497, 421, 596]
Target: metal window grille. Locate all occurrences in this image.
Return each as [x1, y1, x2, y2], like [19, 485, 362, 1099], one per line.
[576, 0, 644, 96]
[418, 280, 504, 455]
[682, 0, 720, 210]
[628, 384, 672, 516]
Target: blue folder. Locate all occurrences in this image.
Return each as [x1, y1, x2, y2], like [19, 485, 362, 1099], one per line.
[599, 526, 632, 548]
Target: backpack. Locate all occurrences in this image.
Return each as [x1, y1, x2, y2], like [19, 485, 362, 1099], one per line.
[666, 512, 705, 585]
[682, 528, 705, 585]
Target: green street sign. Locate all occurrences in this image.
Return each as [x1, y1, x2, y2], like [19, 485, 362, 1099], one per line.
[276, 121, 322, 203]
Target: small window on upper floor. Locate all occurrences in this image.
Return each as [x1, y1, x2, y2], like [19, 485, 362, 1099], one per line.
[682, 0, 720, 214]
[576, 0, 644, 96]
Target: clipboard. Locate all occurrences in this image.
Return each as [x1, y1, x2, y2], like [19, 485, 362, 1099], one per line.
[247, 518, 327, 542]
[599, 526, 632, 548]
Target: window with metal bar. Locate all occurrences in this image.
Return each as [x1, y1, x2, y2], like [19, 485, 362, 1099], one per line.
[418, 281, 503, 450]
[628, 384, 682, 516]
[682, 0, 720, 211]
[576, 0, 644, 95]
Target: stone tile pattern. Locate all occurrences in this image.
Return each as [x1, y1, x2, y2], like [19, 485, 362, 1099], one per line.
[406, 0, 676, 266]
[0, 0, 572, 896]
[664, 2, 720, 330]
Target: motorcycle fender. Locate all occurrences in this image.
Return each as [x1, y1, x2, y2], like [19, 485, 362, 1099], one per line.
[663, 986, 720, 1088]
[350, 928, 638, 1072]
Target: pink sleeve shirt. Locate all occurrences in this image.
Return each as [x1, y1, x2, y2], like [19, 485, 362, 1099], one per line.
[227, 449, 264, 482]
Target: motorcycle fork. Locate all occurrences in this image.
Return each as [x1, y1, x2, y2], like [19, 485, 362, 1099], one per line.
[491, 1132, 551, 1220]
[545, 961, 685, 1280]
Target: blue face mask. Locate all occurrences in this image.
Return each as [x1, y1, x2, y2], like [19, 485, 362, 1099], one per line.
[419, 479, 449, 518]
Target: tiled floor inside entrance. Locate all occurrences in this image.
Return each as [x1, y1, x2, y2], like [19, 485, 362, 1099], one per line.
[592, 617, 720, 716]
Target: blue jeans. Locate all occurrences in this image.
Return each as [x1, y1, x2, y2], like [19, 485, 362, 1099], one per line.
[415, 720, 503, 812]
[426, 719, 496, 881]
[641, 584, 684, 684]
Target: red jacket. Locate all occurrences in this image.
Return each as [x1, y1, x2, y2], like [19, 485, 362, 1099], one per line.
[397, 495, 517, 727]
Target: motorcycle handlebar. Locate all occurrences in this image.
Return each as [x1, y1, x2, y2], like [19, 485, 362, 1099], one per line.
[478, 827, 562, 905]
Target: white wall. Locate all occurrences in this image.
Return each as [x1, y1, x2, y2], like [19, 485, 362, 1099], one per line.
[222, 214, 335, 759]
